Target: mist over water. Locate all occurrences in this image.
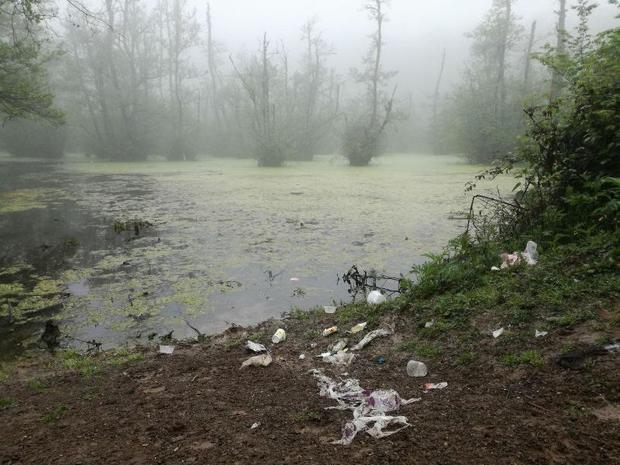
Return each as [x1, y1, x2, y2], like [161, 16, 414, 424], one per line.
[0, 0, 617, 355]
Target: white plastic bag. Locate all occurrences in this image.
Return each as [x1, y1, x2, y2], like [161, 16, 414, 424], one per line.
[367, 290, 386, 305]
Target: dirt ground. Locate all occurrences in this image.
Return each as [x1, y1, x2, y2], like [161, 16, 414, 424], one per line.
[1, 313, 619, 465]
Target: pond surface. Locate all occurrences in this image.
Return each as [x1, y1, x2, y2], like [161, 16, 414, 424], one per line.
[0, 154, 512, 358]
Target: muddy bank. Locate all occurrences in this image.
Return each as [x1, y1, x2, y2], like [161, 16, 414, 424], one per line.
[1, 307, 619, 465]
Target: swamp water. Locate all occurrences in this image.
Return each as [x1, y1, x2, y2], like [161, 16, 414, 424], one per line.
[0, 154, 511, 358]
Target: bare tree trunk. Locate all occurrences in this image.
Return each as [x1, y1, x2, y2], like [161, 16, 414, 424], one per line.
[260, 33, 270, 143]
[494, 0, 511, 122]
[523, 20, 536, 88]
[369, 0, 384, 128]
[431, 48, 446, 153]
[206, 3, 220, 126]
[550, 0, 567, 101]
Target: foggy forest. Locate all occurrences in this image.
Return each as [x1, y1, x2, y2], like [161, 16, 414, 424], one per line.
[0, 0, 619, 463]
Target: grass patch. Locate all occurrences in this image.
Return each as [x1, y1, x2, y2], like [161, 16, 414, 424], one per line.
[59, 350, 101, 377]
[0, 398, 16, 409]
[396, 339, 443, 358]
[455, 351, 476, 366]
[500, 350, 544, 368]
[292, 409, 323, 422]
[288, 306, 310, 320]
[108, 348, 144, 366]
[26, 378, 46, 391]
[41, 405, 67, 424]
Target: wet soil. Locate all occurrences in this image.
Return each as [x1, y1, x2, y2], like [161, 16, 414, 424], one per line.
[1, 313, 619, 465]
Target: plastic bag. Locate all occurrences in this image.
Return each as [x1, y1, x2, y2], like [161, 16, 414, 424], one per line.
[350, 329, 391, 351]
[311, 370, 420, 444]
[367, 290, 386, 305]
[240, 353, 272, 369]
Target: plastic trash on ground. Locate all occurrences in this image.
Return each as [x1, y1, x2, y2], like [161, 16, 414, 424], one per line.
[500, 240, 539, 269]
[349, 322, 368, 334]
[406, 360, 428, 377]
[311, 370, 420, 445]
[492, 327, 504, 338]
[605, 343, 620, 353]
[250, 422, 261, 430]
[240, 353, 272, 369]
[330, 339, 348, 353]
[424, 320, 435, 328]
[322, 326, 338, 337]
[320, 351, 355, 366]
[351, 329, 391, 351]
[323, 305, 337, 314]
[299, 353, 306, 360]
[424, 382, 448, 391]
[491, 266, 501, 271]
[367, 290, 387, 305]
[535, 330, 548, 338]
[271, 328, 286, 344]
[246, 341, 267, 352]
[159, 345, 175, 355]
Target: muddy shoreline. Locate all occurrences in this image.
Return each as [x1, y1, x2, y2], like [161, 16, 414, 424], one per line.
[1, 304, 619, 464]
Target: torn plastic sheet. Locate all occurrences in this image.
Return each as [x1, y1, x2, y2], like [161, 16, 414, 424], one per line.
[500, 240, 539, 269]
[351, 329, 391, 351]
[311, 369, 420, 445]
[320, 351, 355, 366]
[240, 353, 272, 369]
[245, 341, 267, 352]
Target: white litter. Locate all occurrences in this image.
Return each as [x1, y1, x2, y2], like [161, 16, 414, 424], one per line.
[492, 327, 504, 338]
[535, 330, 548, 338]
[367, 290, 387, 305]
[246, 341, 267, 352]
[351, 329, 391, 351]
[320, 351, 355, 366]
[424, 320, 435, 328]
[500, 240, 539, 269]
[330, 339, 348, 353]
[323, 305, 337, 314]
[159, 345, 175, 355]
[322, 326, 338, 337]
[406, 360, 428, 378]
[349, 322, 368, 334]
[491, 266, 501, 271]
[299, 353, 306, 360]
[424, 382, 448, 391]
[290, 277, 300, 282]
[240, 353, 272, 369]
[250, 422, 261, 430]
[311, 370, 420, 445]
[604, 343, 620, 353]
[271, 328, 286, 344]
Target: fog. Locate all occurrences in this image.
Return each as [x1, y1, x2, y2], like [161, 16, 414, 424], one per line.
[192, 0, 617, 107]
[0, 0, 618, 353]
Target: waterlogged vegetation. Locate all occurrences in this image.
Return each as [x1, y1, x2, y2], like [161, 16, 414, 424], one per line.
[0, 154, 513, 356]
